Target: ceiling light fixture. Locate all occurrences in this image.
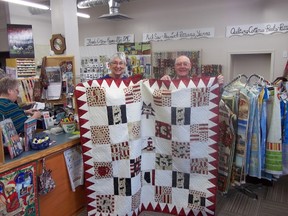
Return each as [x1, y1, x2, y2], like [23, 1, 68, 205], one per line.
[2, 0, 50, 10]
[77, 12, 90, 18]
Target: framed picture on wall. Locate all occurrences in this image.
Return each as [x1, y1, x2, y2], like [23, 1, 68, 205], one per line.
[7, 24, 35, 58]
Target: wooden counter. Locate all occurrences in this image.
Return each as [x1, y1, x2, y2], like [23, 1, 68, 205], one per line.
[0, 133, 86, 216]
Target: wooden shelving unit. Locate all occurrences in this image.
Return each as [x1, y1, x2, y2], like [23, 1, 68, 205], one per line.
[6, 58, 37, 78]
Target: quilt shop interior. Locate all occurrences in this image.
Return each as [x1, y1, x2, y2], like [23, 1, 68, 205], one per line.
[1, 0, 288, 215]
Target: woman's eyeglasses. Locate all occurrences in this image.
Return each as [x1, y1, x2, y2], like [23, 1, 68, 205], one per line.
[111, 61, 125, 66]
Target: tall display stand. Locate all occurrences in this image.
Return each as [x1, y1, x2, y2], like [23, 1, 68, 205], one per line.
[43, 55, 75, 107]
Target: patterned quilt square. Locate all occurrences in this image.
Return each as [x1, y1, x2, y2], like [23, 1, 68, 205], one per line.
[114, 177, 132, 196]
[142, 169, 156, 186]
[172, 171, 190, 189]
[155, 185, 172, 204]
[90, 125, 111, 145]
[86, 86, 106, 107]
[128, 121, 141, 141]
[171, 107, 191, 125]
[190, 87, 210, 107]
[107, 105, 127, 125]
[155, 120, 172, 140]
[172, 141, 190, 159]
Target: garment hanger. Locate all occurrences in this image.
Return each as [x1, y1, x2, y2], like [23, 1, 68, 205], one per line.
[223, 74, 248, 90]
[245, 73, 270, 88]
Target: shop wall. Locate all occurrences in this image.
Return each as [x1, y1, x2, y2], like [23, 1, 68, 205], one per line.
[78, 0, 288, 80]
[3, 0, 288, 81]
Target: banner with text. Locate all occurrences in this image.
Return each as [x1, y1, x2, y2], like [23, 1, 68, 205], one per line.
[84, 34, 134, 46]
[226, 21, 288, 37]
[143, 28, 214, 42]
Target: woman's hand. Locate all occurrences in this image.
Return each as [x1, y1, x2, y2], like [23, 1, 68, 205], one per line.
[160, 75, 172, 80]
[25, 108, 38, 115]
[32, 110, 42, 119]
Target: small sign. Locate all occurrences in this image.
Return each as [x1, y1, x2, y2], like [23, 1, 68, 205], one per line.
[226, 21, 288, 37]
[143, 28, 214, 42]
[84, 34, 134, 46]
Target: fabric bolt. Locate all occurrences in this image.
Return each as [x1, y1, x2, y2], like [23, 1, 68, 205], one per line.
[265, 87, 283, 175]
[75, 77, 220, 216]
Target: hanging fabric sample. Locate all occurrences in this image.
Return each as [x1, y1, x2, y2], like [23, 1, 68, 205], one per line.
[217, 100, 236, 194]
[265, 87, 283, 175]
[75, 77, 220, 216]
[282, 101, 288, 175]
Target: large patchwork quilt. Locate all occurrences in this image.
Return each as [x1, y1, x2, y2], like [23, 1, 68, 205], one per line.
[75, 77, 220, 216]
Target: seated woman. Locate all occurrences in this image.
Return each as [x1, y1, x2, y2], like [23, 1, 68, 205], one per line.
[0, 77, 41, 134]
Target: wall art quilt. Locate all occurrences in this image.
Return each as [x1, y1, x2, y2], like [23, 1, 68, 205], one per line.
[0, 162, 38, 215]
[75, 77, 220, 216]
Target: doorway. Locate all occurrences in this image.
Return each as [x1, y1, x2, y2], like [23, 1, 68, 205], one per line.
[228, 51, 274, 82]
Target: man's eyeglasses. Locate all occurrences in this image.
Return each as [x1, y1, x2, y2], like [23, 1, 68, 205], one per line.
[14, 89, 19, 94]
[175, 62, 190, 67]
[111, 61, 125, 66]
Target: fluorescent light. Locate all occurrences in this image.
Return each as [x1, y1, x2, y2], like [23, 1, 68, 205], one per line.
[2, 0, 50, 10]
[77, 12, 90, 19]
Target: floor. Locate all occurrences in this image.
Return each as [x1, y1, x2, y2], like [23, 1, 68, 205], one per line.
[77, 175, 288, 216]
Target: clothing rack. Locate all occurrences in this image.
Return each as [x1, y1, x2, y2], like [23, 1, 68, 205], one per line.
[219, 73, 287, 199]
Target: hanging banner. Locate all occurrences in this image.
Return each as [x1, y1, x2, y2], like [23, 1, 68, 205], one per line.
[226, 21, 288, 37]
[143, 28, 215, 42]
[7, 24, 35, 58]
[84, 34, 134, 46]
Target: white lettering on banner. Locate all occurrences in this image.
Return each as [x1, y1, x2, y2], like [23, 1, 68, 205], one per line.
[84, 34, 134, 46]
[226, 21, 288, 37]
[142, 28, 214, 42]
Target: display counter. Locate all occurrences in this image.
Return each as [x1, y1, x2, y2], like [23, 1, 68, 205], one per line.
[0, 133, 86, 216]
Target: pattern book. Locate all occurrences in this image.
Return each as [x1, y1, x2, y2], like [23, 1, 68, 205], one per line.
[0, 118, 23, 159]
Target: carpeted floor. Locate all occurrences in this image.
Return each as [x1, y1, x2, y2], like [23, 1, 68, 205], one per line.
[77, 175, 288, 216]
